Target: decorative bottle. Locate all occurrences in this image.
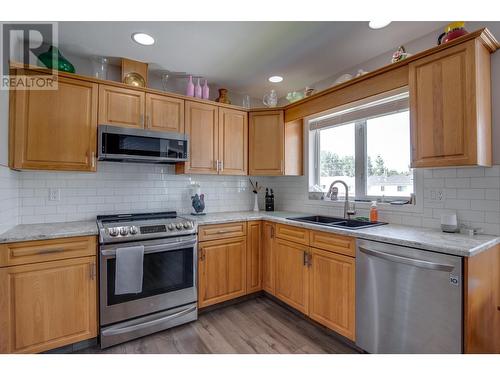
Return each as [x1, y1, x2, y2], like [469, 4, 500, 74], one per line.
[202, 79, 210, 99]
[195, 78, 202, 98]
[186, 75, 194, 97]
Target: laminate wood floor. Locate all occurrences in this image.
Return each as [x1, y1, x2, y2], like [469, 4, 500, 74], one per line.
[78, 296, 360, 354]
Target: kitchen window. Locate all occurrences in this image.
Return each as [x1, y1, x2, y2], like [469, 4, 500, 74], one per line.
[309, 90, 414, 202]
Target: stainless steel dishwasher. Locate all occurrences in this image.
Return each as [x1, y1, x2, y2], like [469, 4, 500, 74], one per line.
[356, 239, 463, 354]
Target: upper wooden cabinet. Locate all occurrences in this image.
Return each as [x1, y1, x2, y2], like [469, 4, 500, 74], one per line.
[145, 93, 184, 133]
[98, 85, 145, 128]
[249, 111, 303, 176]
[9, 74, 98, 172]
[410, 38, 494, 167]
[218, 107, 248, 175]
[179, 101, 219, 174]
[178, 102, 248, 175]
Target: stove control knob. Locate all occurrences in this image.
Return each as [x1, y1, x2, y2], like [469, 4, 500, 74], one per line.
[183, 222, 192, 229]
[168, 223, 175, 231]
[120, 227, 129, 236]
[129, 226, 138, 235]
[176, 223, 183, 230]
[108, 227, 119, 237]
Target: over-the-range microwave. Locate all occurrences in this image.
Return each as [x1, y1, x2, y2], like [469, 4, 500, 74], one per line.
[98, 125, 189, 164]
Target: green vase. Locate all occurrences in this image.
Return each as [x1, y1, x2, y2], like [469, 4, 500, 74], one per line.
[37, 46, 75, 73]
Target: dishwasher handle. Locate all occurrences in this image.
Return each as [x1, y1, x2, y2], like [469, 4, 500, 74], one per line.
[359, 246, 456, 272]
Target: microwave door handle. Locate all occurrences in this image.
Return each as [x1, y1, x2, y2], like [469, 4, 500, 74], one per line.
[101, 305, 197, 337]
[358, 246, 455, 272]
[101, 238, 197, 257]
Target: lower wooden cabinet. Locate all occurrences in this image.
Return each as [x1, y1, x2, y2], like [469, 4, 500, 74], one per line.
[274, 238, 309, 314]
[262, 221, 276, 294]
[0, 255, 97, 353]
[246, 221, 262, 293]
[198, 236, 247, 308]
[309, 247, 356, 340]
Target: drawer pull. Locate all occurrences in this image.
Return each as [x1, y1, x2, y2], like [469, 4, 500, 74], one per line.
[216, 229, 238, 234]
[37, 248, 65, 255]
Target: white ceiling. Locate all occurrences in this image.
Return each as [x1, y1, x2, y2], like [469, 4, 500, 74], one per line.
[56, 21, 447, 98]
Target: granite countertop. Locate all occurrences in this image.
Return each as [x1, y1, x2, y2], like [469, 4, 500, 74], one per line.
[0, 211, 498, 257]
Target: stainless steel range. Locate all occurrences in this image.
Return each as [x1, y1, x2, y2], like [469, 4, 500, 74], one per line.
[97, 211, 198, 349]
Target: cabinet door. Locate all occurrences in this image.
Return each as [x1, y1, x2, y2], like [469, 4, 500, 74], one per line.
[0, 256, 97, 353]
[98, 85, 145, 128]
[246, 221, 262, 293]
[309, 247, 355, 340]
[181, 101, 219, 174]
[198, 237, 246, 308]
[218, 108, 248, 175]
[249, 111, 284, 175]
[145, 93, 184, 133]
[274, 238, 309, 314]
[262, 221, 276, 295]
[10, 76, 97, 171]
[409, 40, 479, 167]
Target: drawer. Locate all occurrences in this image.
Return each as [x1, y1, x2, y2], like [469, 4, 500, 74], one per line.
[0, 236, 97, 267]
[310, 230, 355, 257]
[198, 222, 247, 242]
[276, 224, 309, 246]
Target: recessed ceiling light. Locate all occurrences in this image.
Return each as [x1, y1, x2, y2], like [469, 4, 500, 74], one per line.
[268, 75, 283, 83]
[131, 32, 155, 46]
[368, 21, 392, 30]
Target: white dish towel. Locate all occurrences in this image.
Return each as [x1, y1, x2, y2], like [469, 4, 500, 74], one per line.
[114, 245, 144, 295]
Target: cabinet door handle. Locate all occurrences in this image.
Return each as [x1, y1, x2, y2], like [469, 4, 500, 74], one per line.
[270, 226, 275, 239]
[280, 159, 284, 173]
[199, 249, 205, 261]
[220, 160, 224, 172]
[307, 253, 312, 267]
[303, 251, 307, 266]
[91, 151, 96, 168]
[89, 262, 96, 280]
[215, 160, 219, 172]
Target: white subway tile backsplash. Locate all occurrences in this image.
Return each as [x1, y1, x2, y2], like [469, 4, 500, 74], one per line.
[444, 178, 470, 188]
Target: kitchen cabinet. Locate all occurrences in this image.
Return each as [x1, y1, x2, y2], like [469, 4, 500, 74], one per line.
[276, 223, 309, 246]
[409, 39, 492, 167]
[198, 222, 247, 242]
[246, 221, 262, 293]
[262, 221, 276, 295]
[308, 247, 355, 340]
[98, 85, 145, 129]
[249, 111, 303, 176]
[0, 236, 97, 354]
[145, 93, 184, 133]
[218, 107, 248, 175]
[9, 74, 98, 172]
[274, 238, 309, 314]
[198, 236, 247, 308]
[177, 103, 247, 175]
[178, 101, 219, 174]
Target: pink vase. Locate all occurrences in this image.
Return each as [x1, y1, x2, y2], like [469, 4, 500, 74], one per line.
[202, 79, 210, 99]
[195, 78, 202, 98]
[186, 75, 194, 97]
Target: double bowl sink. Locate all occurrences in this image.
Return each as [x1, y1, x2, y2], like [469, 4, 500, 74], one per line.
[287, 215, 387, 230]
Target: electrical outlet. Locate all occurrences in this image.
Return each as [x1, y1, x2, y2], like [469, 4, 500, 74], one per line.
[48, 188, 60, 201]
[429, 189, 445, 201]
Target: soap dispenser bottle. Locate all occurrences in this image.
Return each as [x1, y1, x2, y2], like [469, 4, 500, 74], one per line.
[370, 201, 378, 222]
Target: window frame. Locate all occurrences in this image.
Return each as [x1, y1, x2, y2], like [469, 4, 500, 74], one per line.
[310, 102, 414, 203]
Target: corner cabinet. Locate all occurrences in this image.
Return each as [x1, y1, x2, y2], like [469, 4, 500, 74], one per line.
[409, 36, 496, 167]
[9, 74, 98, 172]
[249, 111, 303, 176]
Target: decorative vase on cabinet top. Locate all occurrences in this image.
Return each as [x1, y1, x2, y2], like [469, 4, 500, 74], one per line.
[195, 78, 202, 98]
[216, 88, 231, 104]
[37, 46, 75, 73]
[202, 80, 210, 99]
[263, 89, 278, 107]
[186, 75, 195, 97]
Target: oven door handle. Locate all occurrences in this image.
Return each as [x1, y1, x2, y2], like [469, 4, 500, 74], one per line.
[101, 305, 197, 337]
[101, 238, 197, 257]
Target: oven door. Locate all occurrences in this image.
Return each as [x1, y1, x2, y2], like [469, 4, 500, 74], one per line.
[99, 235, 197, 326]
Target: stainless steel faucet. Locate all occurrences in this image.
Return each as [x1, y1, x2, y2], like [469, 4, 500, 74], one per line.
[326, 180, 356, 219]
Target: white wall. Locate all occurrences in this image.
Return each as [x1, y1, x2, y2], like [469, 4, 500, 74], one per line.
[16, 162, 253, 224]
